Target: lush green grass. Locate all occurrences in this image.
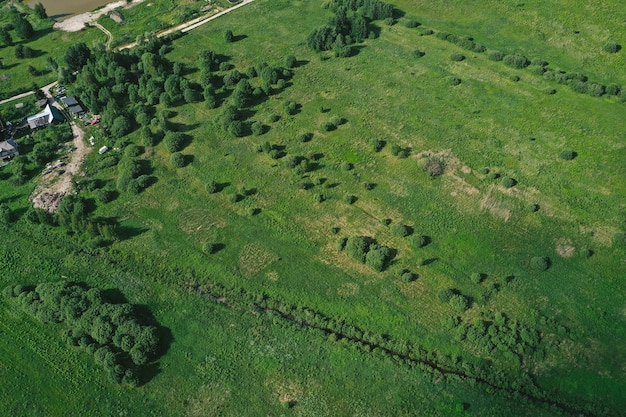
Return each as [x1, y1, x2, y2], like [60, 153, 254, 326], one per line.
[0, 2, 104, 100]
[1, 0, 625, 415]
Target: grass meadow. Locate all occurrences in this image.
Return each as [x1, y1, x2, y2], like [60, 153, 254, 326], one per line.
[1, 0, 625, 415]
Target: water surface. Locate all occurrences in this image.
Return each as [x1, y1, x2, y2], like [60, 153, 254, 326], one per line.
[25, 0, 114, 21]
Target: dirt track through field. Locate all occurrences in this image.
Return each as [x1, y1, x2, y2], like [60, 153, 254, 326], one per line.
[30, 83, 91, 213]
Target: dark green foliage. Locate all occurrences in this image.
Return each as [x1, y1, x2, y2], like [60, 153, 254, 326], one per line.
[124, 145, 142, 158]
[365, 248, 388, 271]
[448, 77, 462, 86]
[488, 51, 504, 61]
[12, 13, 34, 40]
[34, 3, 48, 19]
[509, 75, 520, 82]
[164, 132, 185, 153]
[370, 138, 385, 152]
[14, 44, 34, 59]
[419, 29, 434, 36]
[603, 42, 621, 53]
[413, 49, 425, 58]
[343, 194, 356, 204]
[586, 83, 605, 97]
[401, 271, 416, 282]
[95, 189, 115, 204]
[559, 150, 576, 160]
[543, 88, 557, 95]
[64, 43, 92, 71]
[203, 242, 214, 254]
[530, 256, 550, 271]
[424, 157, 445, 177]
[284, 100, 298, 115]
[284, 55, 297, 68]
[345, 236, 370, 263]
[0, 27, 12, 46]
[390, 223, 410, 237]
[206, 180, 218, 194]
[501, 177, 516, 188]
[341, 162, 353, 171]
[405, 19, 420, 28]
[503, 54, 530, 69]
[225, 30, 234, 43]
[307, 26, 337, 52]
[251, 122, 264, 136]
[6, 282, 164, 385]
[320, 121, 335, 131]
[170, 152, 186, 168]
[450, 52, 465, 62]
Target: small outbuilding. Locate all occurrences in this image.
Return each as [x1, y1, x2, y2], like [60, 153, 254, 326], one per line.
[61, 96, 79, 107]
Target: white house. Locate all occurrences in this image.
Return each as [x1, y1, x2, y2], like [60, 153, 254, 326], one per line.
[27, 104, 64, 129]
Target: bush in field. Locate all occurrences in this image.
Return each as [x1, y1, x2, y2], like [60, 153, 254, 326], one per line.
[603, 42, 621, 53]
[586, 83, 605, 97]
[206, 180, 218, 194]
[448, 77, 462, 86]
[95, 189, 115, 204]
[411, 235, 429, 248]
[405, 19, 420, 28]
[203, 242, 214, 254]
[413, 49, 425, 58]
[530, 256, 550, 271]
[170, 153, 186, 168]
[509, 75, 520, 82]
[391, 223, 410, 237]
[449, 294, 469, 313]
[470, 273, 483, 284]
[345, 236, 370, 263]
[164, 132, 185, 152]
[503, 54, 529, 69]
[420, 29, 434, 36]
[501, 177, 516, 188]
[285, 55, 297, 68]
[401, 271, 416, 283]
[251, 122, 264, 136]
[424, 157, 445, 177]
[559, 150, 576, 160]
[370, 138, 385, 152]
[488, 51, 504, 61]
[343, 194, 356, 204]
[450, 52, 465, 62]
[320, 121, 335, 131]
[365, 248, 388, 271]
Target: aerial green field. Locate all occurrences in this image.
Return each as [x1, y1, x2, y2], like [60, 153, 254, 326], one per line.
[1, 0, 625, 415]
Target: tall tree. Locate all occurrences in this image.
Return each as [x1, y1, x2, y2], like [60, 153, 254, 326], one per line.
[34, 3, 48, 19]
[12, 14, 35, 40]
[64, 43, 92, 71]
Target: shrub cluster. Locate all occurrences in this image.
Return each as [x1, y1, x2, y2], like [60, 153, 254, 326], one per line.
[5, 282, 163, 385]
[342, 236, 393, 271]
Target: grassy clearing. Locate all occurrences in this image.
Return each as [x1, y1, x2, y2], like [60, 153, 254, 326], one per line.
[1, 0, 625, 414]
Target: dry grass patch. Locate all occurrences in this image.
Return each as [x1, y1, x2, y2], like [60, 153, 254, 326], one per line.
[185, 383, 231, 417]
[238, 243, 279, 278]
[555, 238, 576, 258]
[179, 208, 227, 235]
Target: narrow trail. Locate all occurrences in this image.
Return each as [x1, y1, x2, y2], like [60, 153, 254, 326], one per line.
[93, 22, 113, 51]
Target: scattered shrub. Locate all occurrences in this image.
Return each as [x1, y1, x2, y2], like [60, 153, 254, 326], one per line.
[580, 248, 594, 258]
[411, 235, 428, 248]
[509, 75, 520, 82]
[543, 88, 557, 95]
[170, 153, 186, 168]
[419, 29, 434, 36]
[472, 44, 486, 53]
[480, 167, 490, 174]
[528, 203, 540, 212]
[450, 52, 465, 62]
[449, 294, 469, 313]
[413, 49, 425, 58]
[401, 272, 416, 283]
[391, 224, 410, 237]
[559, 150, 577, 160]
[530, 256, 550, 271]
[203, 243, 214, 254]
[341, 162, 353, 171]
[164, 132, 185, 153]
[206, 180, 218, 193]
[405, 19, 420, 28]
[603, 42, 621, 53]
[488, 51, 504, 61]
[448, 77, 462, 86]
[370, 138, 385, 152]
[503, 54, 529, 69]
[470, 273, 483, 284]
[501, 177, 516, 188]
[586, 83, 606, 97]
[335, 237, 347, 251]
[424, 157, 445, 177]
[251, 122, 264, 136]
[320, 121, 335, 131]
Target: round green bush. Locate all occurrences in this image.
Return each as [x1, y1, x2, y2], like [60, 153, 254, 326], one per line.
[480, 167, 490, 174]
[437, 288, 454, 303]
[488, 172, 500, 180]
[503, 54, 530, 69]
[405, 19, 420, 28]
[164, 132, 185, 153]
[419, 29, 434, 36]
[450, 52, 465, 62]
[412, 235, 428, 248]
[580, 248, 594, 258]
[543, 88, 557, 95]
[206, 180, 218, 193]
[391, 223, 410, 237]
[603, 42, 621, 53]
[530, 256, 550, 271]
[320, 121, 335, 131]
[203, 242, 214, 254]
[559, 150, 576, 160]
[124, 145, 143, 157]
[449, 294, 469, 313]
[448, 77, 462, 86]
[501, 177, 516, 188]
[470, 273, 483, 284]
[528, 203, 540, 212]
[413, 49, 425, 58]
[401, 272, 416, 283]
[170, 152, 186, 168]
[509, 75, 520, 82]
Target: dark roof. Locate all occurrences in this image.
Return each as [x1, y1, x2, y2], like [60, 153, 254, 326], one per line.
[68, 104, 84, 115]
[61, 96, 79, 107]
[36, 98, 49, 108]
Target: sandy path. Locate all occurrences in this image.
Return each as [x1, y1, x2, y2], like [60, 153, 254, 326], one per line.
[93, 22, 113, 50]
[30, 83, 91, 213]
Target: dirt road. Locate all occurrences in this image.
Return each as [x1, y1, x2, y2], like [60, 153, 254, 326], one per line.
[30, 85, 91, 213]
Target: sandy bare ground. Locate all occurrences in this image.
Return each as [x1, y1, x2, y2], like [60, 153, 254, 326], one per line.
[30, 83, 91, 213]
[53, 0, 145, 32]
